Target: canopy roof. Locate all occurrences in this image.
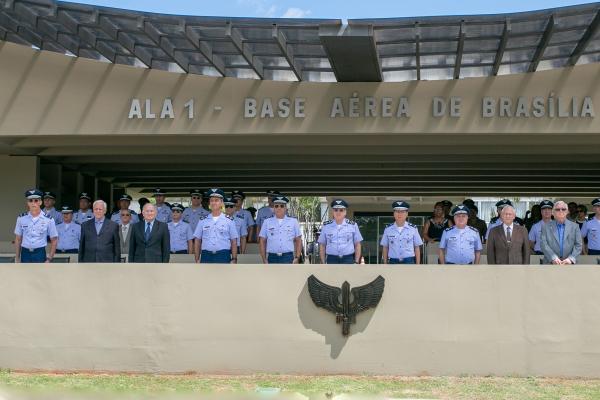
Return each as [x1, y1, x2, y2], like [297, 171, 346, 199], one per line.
[1, 0, 600, 82]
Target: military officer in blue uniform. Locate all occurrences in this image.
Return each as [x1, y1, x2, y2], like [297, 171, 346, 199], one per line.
[380, 201, 423, 264]
[485, 199, 524, 241]
[582, 198, 600, 255]
[318, 199, 363, 264]
[182, 189, 210, 232]
[224, 196, 248, 254]
[14, 189, 58, 263]
[56, 205, 81, 254]
[167, 203, 194, 254]
[193, 188, 239, 264]
[439, 205, 483, 264]
[110, 194, 139, 224]
[232, 190, 256, 240]
[152, 188, 172, 223]
[42, 191, 63, 224]
[258, 195, 302, 264]
[528, 200, 554, 255]
[256, 190, 280, 233]
[73, 192, 94, 225]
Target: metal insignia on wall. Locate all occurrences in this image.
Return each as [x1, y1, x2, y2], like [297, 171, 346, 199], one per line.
[307, 274, 385, 336]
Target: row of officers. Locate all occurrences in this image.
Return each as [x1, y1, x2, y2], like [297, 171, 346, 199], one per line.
[13, 189, 600, 265]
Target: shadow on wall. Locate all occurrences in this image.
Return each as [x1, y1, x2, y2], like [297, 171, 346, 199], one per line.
[296, 279, 376, 359]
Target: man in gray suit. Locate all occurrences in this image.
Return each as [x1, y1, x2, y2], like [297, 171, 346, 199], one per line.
[78, 200, 121, 262]
[118, 210, 133, 255]
[541, 200, 583, 265]
[129, 203, 170, 263]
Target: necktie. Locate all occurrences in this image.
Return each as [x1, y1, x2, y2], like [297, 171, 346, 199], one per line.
[122, 226, 128, 236]
[145, 223, 151, 242]
[506, 226, 511, 242]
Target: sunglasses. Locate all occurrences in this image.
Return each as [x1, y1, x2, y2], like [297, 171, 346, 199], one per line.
[333, 208, 345, 212]
[120, 213, 131, 217]
[274, 204, 286, 208]
[191, 196, 201, 199]
[554, 208, 568, 211]
[27, 199, 40, 202]
[225, 205, 235, 208]
[172, 210, 182, 213]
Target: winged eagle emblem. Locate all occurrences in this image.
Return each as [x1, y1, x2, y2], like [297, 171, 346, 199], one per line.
[307, 274, 385, 336]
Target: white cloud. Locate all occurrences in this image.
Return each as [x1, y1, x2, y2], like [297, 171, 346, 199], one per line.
[281, 7, 311, 18]
[237, 0, 278, 17]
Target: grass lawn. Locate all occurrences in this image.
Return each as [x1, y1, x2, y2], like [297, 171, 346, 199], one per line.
[2, 371, 600, 399]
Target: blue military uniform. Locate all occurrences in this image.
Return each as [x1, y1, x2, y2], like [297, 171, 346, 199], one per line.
[256, 190, 280, 228]
[318, 199, 363, 264]
[110, 194, 139, 224]
[73, 192, 94, 225]
[42, 192, 63, 224]
[152, 188, 172, 223]
[258, 196, 301, 264]
[224, 197, 248, 249]
[56, 206, 81, 253]
[581, 198, 600, 255]
[232, 191, 256, 233]
[380, 201, 423, 264]
[193, 189, 239, 263]
[15, 189, 58, 262]
[528, 200, 554, 255]
[440, 205, 483, 264]
[167, 203, 193, 254]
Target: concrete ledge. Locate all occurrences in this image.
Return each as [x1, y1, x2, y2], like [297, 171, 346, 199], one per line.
[1, 264, 600, 376]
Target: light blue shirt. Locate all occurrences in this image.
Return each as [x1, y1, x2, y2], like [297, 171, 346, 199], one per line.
[232, 214, 248, 246]
[440, 226, 483, 264]
[259, 215, 301, 254]
[43, 207, 63, 224]
[528, 220, 549, 252]
[110, 210, 139, 224]
[14, 212, 58, 249]
[193, 213, 239, 252]
[380, 222, 423, 260]
[182, 206, 210, 231]
[317, 218, 363, 256]
[56, 222, 81, 250]
[167, 221, 193, 252]
[94, 218, 105, 235]
[557, 222, 565, 257]
[581, 217, 600, 250]
[256, 206, 274, 228]
[155, 204, 172, 223]
[73, 209, 93, 225]
[235, 208, 256, 228]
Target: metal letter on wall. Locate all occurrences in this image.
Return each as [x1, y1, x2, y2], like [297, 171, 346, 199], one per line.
[307, 274, 385, 336]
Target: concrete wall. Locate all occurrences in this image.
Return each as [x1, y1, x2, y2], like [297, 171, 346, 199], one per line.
[0, 155, 38, 242]
[1, 264, 600, 377]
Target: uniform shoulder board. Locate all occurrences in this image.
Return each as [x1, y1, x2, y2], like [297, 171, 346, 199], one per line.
[199, 215, 208, 221]
[18, 212, 27, 217]
[468, 226, 479, 232]
[444, 227, 454, 232]
[225, 215, 234, 221]
[490, 216, 499, 223]
[385, 223, 394, 228]
[345, 219, 356, 225]
[408, 222, 416, 228]
[323, 220, 333, 225]
[130, 210, 137, 215]
[236, 214, 244, 219]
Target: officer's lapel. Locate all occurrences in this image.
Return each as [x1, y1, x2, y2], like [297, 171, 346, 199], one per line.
[551, 222, 560, 244]
[149, 220, 159, 242]
[98, 219, 108, 236]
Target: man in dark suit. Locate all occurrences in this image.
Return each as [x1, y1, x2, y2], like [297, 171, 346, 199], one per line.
[129, 203, 170, 263]
[78, 200, 121, 262]
[487, 205, 530, 264]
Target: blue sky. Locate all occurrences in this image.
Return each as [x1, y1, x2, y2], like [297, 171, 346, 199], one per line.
[64, 0, 590, 19]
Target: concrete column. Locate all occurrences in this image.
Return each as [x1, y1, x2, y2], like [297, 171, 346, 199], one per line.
[0, 155, 39, 242]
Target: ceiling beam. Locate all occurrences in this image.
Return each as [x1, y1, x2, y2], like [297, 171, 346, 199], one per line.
[453, 21, 465, 79]
[225, 22, 264, 79]
[272, 24, 302, 80]
[492, 19, 511, 76]
[568, 9, 600, 66]
[528, 15, 555, 73]
[183, 22, 226, 76]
